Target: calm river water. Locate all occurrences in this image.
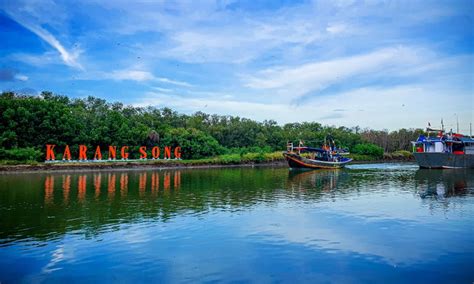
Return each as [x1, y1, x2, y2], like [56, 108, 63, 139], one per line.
[0, 164, 473, 283]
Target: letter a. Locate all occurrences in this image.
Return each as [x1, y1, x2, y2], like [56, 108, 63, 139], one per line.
[94, 146, 102, 160]
[63, 145, 71, 160]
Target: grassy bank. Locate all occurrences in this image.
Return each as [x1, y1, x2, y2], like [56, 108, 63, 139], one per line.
[0, 151, 286, 172]
[0, 151, 414, 172]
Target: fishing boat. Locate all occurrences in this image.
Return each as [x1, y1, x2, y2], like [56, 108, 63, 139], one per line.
[283, 140, 352, 169]
[411, 127, 474, 169]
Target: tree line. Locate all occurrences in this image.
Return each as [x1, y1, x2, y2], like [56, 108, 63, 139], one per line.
[0, 91, 424, 161]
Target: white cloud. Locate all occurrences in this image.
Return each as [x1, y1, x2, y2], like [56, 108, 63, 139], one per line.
[244, 46, 429, 97]
[110, 70, 155, 82]
[151, 86, 173, 93]
[156, 77, 193, 87]
[326, 23, 347, 34]
[3, 9, 83, 70]
[135, 82, 472, 131]
[104, 69, 193, 87]
[14, 74, 28, 81]
[10, 52, 58, 67]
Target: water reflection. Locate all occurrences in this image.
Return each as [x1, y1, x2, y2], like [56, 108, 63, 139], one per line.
[415, 169, 473, 198]
[40, 171, 182, 206]
[0, 166, 473, 282]
[0, 167, 473, 247]
[44, 175, 54, 205]
[62, 174, 71, 204]
[287, 169, 344, 192]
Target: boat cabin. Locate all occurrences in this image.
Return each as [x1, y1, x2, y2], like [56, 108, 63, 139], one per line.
[413, 133, 474, 155]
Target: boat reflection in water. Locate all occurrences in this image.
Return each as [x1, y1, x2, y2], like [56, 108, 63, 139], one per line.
[415, 169, 473, 198]
[287, 169, 340, 191]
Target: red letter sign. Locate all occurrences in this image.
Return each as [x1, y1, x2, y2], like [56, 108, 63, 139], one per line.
[174, 147, 181, 159]
[46, 144, 56, 161]
[152, 146, 160, 159]
[121, 146, 129, 159]
[79, 145, 88, 160]
[94, 146, 102, 160]
[63, 145, 71, 160]
[108, 146, 117, 160]
[139, 146, 147, 159]
[164, 146, 171, 159]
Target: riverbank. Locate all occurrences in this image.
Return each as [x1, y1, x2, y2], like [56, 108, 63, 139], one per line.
[0, 159, 286, 173]
[0, 155, 414, 173]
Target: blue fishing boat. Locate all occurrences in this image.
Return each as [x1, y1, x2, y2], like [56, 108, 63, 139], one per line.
[412, 128, 474, 169]
[283, 140, 352, 169]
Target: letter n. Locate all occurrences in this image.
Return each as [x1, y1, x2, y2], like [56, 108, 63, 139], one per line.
[108, 146, 117, 160]
[164, 146, 171, 159]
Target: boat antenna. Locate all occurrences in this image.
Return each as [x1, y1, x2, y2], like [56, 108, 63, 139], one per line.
[470, 122, 472, 137]
[456, 115, 459, 133]
[441, 118, 444, 132]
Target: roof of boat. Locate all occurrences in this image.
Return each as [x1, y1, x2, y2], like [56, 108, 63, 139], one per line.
[415, 135, 474, 143]
[459, 137, 474, 143]
[295, 146, 327, 153]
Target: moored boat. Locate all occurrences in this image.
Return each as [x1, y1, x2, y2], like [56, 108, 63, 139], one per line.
[283, 141, 352, 169]
[411, 128, 474, 169]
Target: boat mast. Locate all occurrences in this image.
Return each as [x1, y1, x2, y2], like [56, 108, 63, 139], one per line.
[456, 115, 459, 133]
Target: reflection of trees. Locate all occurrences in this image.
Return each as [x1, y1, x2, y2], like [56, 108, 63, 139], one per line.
[415, 169, 473, 198]
[2, 167, 472, 245]
[0, 168, 393, 245]
[0, 168, 293, 244]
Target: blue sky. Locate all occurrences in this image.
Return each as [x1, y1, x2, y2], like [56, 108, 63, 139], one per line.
[0, 0, 473, 130]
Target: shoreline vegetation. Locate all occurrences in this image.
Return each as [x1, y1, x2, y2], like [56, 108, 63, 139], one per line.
[0, 151, 414, 172]
[1, 91, 420, 169]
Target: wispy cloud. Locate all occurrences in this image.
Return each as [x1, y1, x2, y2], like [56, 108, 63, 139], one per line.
[103, 69, 193, 87]
[135, 81, 473, 130]
[109, 70, 154, 82]
[244, 46, 434, 98]
[156, 77, 193, 87]
[9, 52, 58, 67]
[2, 4, 83, 70]
[0, 68, 28, 82]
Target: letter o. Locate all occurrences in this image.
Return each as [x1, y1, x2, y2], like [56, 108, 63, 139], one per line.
[152, 146, 160, 159]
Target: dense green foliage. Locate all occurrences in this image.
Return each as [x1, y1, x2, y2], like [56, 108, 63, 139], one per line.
[0, 91, 422, 162]
[352, 143, 384, 158]
[0, 147, 42, 162]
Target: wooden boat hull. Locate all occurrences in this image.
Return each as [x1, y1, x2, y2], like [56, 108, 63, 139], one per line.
[283, 152, 352, 169]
